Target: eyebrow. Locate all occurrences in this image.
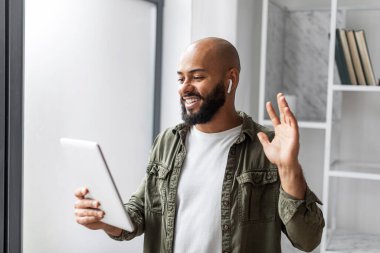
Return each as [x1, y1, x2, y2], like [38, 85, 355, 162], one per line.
[177, 68, 208, 75]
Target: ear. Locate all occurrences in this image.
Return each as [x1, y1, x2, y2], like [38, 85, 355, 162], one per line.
[226, 67, 239, 94]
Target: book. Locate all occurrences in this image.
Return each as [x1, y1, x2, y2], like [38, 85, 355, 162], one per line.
[346, 30, 366, 85]
[354, 30, 377, 86]
[336, 29, 357, 85]
[335, 29, 352, 84]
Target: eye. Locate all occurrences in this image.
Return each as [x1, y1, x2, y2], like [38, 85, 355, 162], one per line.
[193, 76, 204, 81]
[177, 77, 184, 84]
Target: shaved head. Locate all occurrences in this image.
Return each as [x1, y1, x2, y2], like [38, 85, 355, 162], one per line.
[181, 37, 241, 74]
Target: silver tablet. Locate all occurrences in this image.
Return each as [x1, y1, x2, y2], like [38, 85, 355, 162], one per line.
[60, 138, 135, 232]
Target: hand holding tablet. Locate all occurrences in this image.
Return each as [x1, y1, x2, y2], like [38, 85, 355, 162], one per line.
[60, 138, 135, 234]
[74, 186, 123, 237]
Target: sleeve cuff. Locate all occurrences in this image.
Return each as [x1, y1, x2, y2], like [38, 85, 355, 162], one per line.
[279, 186, 322, 225]
[107, 229, 136, 241]
[107, 205, 140, 241]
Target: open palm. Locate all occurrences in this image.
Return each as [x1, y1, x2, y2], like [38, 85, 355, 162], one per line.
[258, 93, 300, 169]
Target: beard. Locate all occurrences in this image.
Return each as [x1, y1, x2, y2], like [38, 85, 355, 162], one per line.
[180, 80, 226, 125]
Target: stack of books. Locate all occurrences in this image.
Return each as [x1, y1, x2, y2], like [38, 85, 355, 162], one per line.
[335, 28, 378, 86]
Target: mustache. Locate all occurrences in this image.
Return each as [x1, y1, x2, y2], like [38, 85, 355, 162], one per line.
[181, 92, 203, 100]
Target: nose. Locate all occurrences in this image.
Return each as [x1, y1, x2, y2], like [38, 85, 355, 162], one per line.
[178, 79, 193, 96]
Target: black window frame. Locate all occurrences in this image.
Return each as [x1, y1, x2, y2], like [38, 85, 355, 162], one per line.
[1, 0, 24, 252]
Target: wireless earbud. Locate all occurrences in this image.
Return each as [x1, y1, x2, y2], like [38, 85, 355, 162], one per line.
[227, 79, 232, 94]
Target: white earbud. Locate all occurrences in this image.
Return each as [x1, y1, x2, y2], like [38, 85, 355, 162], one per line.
[227, 79, 232, 94]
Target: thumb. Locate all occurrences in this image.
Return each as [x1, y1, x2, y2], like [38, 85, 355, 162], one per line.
[257, 132, 270, 149]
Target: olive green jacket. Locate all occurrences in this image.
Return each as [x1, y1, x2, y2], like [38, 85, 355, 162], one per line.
[111, 112, 324, 253]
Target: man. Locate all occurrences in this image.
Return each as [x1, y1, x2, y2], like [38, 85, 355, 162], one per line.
[74, 37, 324, 253]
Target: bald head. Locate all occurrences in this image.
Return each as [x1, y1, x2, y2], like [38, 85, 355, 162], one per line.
[181, 37, 241, 74]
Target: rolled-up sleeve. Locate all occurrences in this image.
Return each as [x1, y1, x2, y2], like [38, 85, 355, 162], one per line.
[279, 186, 325, 252]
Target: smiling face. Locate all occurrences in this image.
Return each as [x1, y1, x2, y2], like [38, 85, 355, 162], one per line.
[177, 40, 230, 125]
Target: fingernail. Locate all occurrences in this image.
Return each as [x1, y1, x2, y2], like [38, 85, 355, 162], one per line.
[93, 201, 98, 207]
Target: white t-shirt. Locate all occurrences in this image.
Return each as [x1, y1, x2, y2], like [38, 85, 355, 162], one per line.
[173, 124, 242, 253]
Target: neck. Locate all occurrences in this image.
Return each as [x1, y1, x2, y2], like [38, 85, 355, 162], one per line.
[194, 107, 242, 133]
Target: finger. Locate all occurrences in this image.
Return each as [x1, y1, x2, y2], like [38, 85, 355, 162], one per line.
[266, 102, 280, 127]
[257, 132, 270, 149]
[75, 209, 105, 218]
[284, 107, 298, 128]
[277, 93, 288, 124]
[76, 216, 103, 225]
[74, 187, 89, 199]
[75, 199, 101, 209]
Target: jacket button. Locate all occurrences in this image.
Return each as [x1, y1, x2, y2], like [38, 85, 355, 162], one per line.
[223, 224, 229, 231]
[223, 201, 229, 207]
[226, 174, 232, 180]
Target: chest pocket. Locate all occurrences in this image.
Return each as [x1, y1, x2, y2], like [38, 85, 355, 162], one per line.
[237, 170, 278, 223]
[146, 163, 170, 215]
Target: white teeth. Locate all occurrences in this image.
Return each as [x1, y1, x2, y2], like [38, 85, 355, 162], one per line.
[184, 97, 199, 104]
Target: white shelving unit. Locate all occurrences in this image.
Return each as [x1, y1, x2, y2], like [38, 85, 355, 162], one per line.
[322, 1, 380, 252]
[259, 0, 380, 252]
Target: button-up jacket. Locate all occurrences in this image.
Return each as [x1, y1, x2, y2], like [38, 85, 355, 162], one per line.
[110, 112, 325, 253]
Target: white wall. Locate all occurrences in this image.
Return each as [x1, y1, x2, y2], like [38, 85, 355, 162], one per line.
[160, 0, 192, 130]
[235, 0, 263, 119]
[23, 0, 156, 252]
[191, 0, 238, 43]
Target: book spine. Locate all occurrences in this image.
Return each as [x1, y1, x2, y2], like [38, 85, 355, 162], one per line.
[346, 30, 366, 85]
[355, 30, 376, 86]
[339, 29, 357, 85]
[335, 29, 351, 84]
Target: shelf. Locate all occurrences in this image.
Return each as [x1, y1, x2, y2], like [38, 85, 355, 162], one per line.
[326, 229, 380, 252]
[329, 160, 380, 181]
[337, 0, 380, 11]
[333, 85, 380, 92]
[269, 0, 331, 11]
[261, 119, 327, 129]
[269, 0, 380, 13]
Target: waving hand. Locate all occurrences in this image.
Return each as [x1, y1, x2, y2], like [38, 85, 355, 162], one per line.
[257, 93, 306, 199]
